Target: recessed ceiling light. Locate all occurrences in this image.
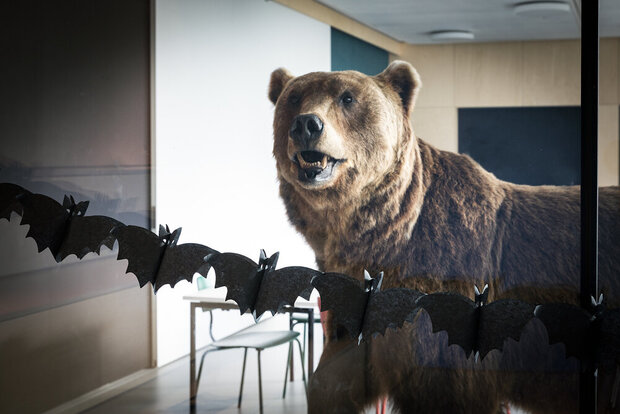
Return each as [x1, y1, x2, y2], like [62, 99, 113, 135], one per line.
[429, 30, 475, 41]
[514, 1, 571, 18]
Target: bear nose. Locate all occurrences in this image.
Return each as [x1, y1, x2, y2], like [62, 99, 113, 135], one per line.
[289, 114, 324, 147]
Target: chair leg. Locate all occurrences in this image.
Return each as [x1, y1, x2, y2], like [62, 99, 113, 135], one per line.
[289, 316, 295, 382]
[257, 349, 264, 414]
[282, 341, 293, 398]
[294, 338, 307, 396]
[238, 348, 248, 408]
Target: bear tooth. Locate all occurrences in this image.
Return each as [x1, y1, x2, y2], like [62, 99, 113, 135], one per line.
[296, 153, 323, 169]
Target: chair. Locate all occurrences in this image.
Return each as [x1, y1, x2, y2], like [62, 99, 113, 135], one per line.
[195, 326, 306, 414]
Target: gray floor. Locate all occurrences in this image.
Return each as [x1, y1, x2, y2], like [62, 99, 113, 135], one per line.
[84, 345, 309, 414]
[82, 344, 528, 414]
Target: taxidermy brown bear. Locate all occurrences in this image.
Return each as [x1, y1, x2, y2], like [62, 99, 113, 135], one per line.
[268, 61, 620, 414]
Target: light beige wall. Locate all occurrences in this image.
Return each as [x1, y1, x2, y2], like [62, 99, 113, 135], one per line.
[400, 38, 620, 186]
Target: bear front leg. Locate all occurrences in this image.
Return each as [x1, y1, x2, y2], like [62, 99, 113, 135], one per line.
[308, 339, 381, 414]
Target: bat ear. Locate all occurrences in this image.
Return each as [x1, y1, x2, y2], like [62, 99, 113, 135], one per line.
[268, 252, 280, 269]
[474, 284, 489, 306]
[259, 249, 267, 262]
[76, 200, 89, 216]
[170, 228, 181, 245]
[375, 272, 384, 292]
[63, 195, 72, 209]
[158, 224, 166, 237]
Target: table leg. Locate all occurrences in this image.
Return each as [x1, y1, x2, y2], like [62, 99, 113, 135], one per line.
[190, 302, 197, 408]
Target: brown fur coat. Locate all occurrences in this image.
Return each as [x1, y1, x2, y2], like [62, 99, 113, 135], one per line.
[269, 61, 620, 413]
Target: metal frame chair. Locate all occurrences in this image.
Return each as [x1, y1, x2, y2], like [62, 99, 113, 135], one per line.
[196, 328, 307, 414]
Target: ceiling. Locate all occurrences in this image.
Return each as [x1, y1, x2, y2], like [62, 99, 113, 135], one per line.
[317, 0, 620, 44]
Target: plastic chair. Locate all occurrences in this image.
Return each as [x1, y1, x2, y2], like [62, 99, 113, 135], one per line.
[196, 329, 306, 414]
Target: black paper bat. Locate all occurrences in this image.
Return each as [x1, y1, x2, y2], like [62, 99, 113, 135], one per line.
[535, 296, 620, 367]
[0, 183, 31, 220]
[418, 285, 536, 358]
[113, 224, 216, 291]
[312, 271, 425, 342]
[204, 249, 320, 317]
[0, 185, 124, 261]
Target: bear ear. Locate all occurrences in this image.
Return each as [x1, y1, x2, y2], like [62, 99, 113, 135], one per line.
[376, 60, 421, 117]
[268, 68, 294, 105]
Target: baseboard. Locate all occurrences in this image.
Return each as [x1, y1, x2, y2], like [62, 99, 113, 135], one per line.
[43, 368, 160, 414]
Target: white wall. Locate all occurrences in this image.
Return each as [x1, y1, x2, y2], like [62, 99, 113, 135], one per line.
[155, 0, 330, 365]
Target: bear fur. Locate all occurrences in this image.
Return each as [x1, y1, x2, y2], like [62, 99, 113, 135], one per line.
[269, 61, 620, 413]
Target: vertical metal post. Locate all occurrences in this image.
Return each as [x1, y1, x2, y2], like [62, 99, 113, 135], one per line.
[580, 0, 599, 413]
[190, 302, 197, 411]
[308, 308, 314, 379]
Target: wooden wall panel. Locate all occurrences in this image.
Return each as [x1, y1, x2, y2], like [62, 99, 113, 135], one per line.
[522, 40, 580, 106]
[599, 105, 620, 186]
[412, 107, 458, 152]
[398, 38, 618, 187]
[601, 38, 619, 105]
[0, 287, 151, 414]
[400, 44, 455, 108]
[454, 43, 524, 107]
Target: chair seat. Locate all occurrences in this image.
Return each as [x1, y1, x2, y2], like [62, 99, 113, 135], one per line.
[212, 331, 300, 350]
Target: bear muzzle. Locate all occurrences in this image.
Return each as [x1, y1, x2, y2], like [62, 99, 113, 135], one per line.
[293, 150, 340, 184]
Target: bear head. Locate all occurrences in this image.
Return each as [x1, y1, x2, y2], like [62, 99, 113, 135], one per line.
[269, 61, 422, 208]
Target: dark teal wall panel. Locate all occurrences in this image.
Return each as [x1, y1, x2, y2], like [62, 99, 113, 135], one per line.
[331, 27, 389, 75]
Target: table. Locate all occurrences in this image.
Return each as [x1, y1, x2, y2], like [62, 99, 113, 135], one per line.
[183, 294, 318, 406]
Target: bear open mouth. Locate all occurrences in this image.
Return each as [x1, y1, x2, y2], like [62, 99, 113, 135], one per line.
[292, 150, 340, 184]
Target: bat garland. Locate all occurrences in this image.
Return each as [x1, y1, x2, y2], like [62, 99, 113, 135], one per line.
[2, 182, 620, 364]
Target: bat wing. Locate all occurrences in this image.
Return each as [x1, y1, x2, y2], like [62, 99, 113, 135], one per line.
[0, 183, 30, 220]
[205, 252, 260, 314]
[55, 215, 125, 262]
[311, 272, 367, 339]
[254, 266, 321, 317]
[113, 225, 163, 288]
[156, 243, 218, 291]
[477, 299, 535, 358]
[361, 287, 425, 341]
[416, 292, 477, 356]
[19, 193, 68, 254]
[534, 303, 592, 360]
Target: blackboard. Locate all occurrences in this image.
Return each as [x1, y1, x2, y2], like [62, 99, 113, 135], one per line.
[458, 107, 581, 186]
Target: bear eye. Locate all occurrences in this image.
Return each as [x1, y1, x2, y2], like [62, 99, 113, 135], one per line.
[288, 94, 301, 105]
[340, 92, 355, 106]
